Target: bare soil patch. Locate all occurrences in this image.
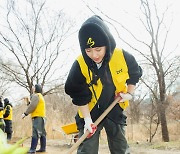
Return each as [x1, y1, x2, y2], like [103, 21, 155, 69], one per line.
[20, 138, 180, 154]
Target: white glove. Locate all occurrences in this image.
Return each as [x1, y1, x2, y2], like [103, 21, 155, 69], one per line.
[119, 92, 133, 102]
[84, 117, 93, 134]
[84, 117, 97, 138]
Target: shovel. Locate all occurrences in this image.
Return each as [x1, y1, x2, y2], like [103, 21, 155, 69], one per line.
[66, 96, 121, 154]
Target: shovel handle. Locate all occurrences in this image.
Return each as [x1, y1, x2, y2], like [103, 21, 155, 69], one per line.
[66, 97, 121, 154]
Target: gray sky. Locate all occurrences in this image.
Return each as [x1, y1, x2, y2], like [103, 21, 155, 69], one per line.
[47, 0, 180, 55]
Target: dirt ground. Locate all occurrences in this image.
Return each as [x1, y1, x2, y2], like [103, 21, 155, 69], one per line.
[21, 138, 180, 154]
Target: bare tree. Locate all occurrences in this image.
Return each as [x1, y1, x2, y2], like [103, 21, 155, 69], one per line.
[132, 0, 179, 142]
[142, 94, 160, 142]
[0, 0, 75, 95]
[0, 71, 11, 96]
[83, 0, 180, 142]
[127, 84, 147, 124]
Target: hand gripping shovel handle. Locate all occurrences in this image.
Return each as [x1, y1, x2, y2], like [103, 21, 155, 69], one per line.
[66, 97, 121, 154]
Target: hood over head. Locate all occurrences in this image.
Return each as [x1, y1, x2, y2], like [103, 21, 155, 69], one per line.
[78, 15, 116, 68]
[4, 98, 12, 107]
[35, 84, 42, 93]
[4, 98, 9, 104]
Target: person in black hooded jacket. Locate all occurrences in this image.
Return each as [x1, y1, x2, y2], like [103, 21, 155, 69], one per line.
[65, 15, 142, 154]
[3, 98, 13, 140]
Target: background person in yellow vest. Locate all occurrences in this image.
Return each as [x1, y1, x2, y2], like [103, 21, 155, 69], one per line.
[3, 98, 13, 140]
[65, 15, 142, 154]
[22, 84, 46, 154]
[0, 96, 5, 131]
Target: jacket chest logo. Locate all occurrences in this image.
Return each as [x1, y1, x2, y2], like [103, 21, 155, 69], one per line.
[116, 69, 122, 74]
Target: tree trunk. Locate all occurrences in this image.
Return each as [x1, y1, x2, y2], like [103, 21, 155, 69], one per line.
[158, 65, 169, 142]
[159, 103, 169, 142]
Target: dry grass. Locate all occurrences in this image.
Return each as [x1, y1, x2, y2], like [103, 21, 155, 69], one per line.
[126, 121, 180, 143]
[12, 93, 180, 144]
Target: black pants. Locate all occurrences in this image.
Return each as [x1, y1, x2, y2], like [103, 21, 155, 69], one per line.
[77, 118, 130, 154]
[4, 120, 12, 140]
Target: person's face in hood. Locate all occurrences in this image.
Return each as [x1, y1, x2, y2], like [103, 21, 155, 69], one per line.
[85, 46, 106, 64]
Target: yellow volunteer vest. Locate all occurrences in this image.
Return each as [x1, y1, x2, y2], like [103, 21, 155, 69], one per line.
[31, 93, 46, 118]
[4, 105, 12, 120]
[77, 48, 129, 118]
[0, 110, 4, 118]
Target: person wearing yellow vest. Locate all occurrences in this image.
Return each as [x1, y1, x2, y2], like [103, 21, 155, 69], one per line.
[65, 15, 142, 154]
[3, 98, 13, 140]
[0, 96, 5, 132]
[22, 84, 46, 154]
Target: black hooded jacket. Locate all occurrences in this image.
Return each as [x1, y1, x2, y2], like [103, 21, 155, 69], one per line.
[65, 16, 142, 129]
[3, 98, 13, 119]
